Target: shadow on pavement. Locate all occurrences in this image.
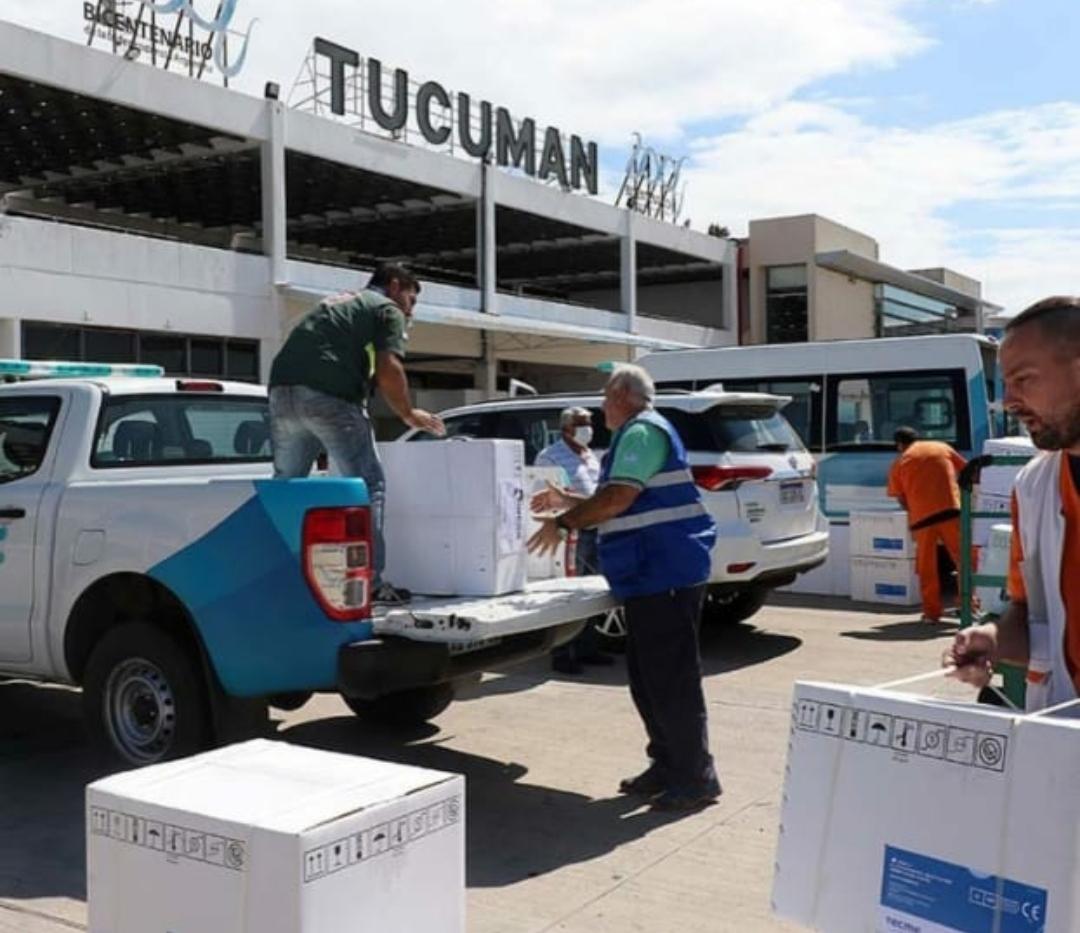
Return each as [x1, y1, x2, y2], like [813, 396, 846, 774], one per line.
[0, 679, 105, 904]
[841, 619, 959, 642]
[458, 617, 803, 701]
[277, 714, 687, 887]
[0, 678, 691, 902]
[767, 591, 916, 616]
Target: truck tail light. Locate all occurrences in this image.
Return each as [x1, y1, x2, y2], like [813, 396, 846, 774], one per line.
[302, 507, 373, 621]
[691, 465, 773, 491]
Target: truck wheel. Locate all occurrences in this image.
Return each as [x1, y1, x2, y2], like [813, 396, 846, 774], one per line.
[704, 587, 769, 625]
[592, 607, 627, 652]
[342, 683, 454, 727]
[83, 622, 211, 766]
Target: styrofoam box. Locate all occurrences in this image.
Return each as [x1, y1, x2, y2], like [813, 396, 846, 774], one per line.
[976, 524, 1013, 617]
[979, 464, 1024, 499]
[850, 556, 920, 605]
[849, 510, 912, 559]
[774, 681, 1080, 932]
[378, 439, 527, 596]
[983, 435, 1037, 457]
[87, 740, 465, 933]
[974, 490, 1011, 515]
[525, 466, 568, 580]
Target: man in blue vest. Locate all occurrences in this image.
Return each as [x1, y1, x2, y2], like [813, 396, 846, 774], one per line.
[529, 364, 721, 811]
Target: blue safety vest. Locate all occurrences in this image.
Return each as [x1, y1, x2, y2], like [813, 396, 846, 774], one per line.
[597, 409, 716, 599]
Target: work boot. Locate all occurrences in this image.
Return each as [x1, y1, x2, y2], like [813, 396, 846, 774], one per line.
[618, 767, 665, 797]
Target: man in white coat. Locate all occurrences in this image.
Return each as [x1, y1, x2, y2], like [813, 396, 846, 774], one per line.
[946, 296, 1080, 710]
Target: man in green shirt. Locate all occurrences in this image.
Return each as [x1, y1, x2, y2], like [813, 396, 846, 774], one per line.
[268, 262, 445, 604]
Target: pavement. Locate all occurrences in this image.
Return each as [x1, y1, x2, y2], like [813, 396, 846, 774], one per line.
[0, 594, 971, 932]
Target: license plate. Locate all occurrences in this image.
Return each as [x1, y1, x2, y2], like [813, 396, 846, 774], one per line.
[779, 481, 805, 505]
[447, 636, 503, 656]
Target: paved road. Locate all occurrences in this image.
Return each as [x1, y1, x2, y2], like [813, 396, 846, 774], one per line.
[0, 595, 967, 932]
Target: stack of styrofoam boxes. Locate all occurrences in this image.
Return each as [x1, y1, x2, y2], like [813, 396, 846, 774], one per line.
[377, 439, 528, 596]
[974, 436, 1034, 546]
[848, 510, 919, 605]
[976, 523, 1013, 617]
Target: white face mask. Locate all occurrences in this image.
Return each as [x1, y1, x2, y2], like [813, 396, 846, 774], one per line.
[573, 426, 594, 446]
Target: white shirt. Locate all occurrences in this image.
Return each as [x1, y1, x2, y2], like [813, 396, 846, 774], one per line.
[535, 437, 600, 496]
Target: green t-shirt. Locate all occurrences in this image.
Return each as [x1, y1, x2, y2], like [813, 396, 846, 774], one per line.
[269, 289, 408, 403]
[607, 420, 669, 487]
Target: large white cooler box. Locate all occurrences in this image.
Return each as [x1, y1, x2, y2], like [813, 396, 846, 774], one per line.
[774, 681, 1080, 932]
[379, 439, 527, 596]
[850, 556, 920, 606]
[850, 510, 913, 559]
[87, 739, 465, 933]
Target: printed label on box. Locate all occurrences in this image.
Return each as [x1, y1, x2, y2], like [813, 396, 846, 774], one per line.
[876, 583, 911, 598]
[873, 537, 905, 551]
[879, 845, 1048, 932]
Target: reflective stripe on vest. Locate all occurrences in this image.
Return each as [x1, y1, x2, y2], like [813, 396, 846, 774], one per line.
[600, 501, 709, 536]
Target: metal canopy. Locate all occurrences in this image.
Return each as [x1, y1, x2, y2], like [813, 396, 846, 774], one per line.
[815, 250, 1003, 314]
[0, 72, 722, 299]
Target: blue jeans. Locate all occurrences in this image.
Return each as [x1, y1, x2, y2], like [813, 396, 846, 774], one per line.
[269, 385, 387, 584]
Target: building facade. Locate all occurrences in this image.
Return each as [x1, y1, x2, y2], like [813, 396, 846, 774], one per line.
[741, 215, 997, 346]
[0, 20, 737, 434]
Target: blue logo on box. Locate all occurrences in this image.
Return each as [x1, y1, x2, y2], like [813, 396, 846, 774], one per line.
[881, 846, 1047, 932]
[873, 536, 904, 551]
[876, 583, 909, 597]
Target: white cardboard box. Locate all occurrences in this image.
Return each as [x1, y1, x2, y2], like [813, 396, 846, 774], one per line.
[849, 510, 912, 559]
[87, 740, 465, 933]
[979, 464, 1024, 499]
[976, 524, 1013, 617]
[379, 439, 527, 596]
[850, 556, 920, 605]
[983, 435, 1037, 458]
[524, 466, 568, 580]
[774, 681, 1080, 932]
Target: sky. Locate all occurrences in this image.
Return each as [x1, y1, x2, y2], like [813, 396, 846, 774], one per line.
[4, 0, 1078, 315]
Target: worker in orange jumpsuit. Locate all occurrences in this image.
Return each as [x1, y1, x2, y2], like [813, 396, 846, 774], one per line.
[886, 427, 970, 622]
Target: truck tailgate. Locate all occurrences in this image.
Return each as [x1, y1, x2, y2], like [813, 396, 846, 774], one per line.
[373, 576, 614, 644]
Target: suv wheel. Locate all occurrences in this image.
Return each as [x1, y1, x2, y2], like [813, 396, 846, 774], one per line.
[704, 587, 769, 625]
[592, 607, 627, 651]
[83, 622, 211, 766]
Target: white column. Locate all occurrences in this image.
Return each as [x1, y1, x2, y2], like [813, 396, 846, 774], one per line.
[0, 317, 20, 358]
[261, 100, 288, 287]
[620, 212, 637, 334]
[723, 240, 739, 337]
[477, 158, 497, 315]
[483, 333, 498, 397]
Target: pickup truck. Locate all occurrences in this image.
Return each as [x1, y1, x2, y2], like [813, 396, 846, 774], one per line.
[0, 363, 612, 765]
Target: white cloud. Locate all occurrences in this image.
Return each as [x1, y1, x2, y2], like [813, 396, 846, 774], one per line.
[3, 0, 929, 143]
[684, 100, 1080, 313]
[1, 1, 1073, 313]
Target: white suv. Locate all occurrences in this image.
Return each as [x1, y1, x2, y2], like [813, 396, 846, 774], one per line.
[400, 388, 829, 627]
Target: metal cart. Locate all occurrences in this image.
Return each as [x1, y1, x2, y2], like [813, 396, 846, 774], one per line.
[957, 453, 1033, 708]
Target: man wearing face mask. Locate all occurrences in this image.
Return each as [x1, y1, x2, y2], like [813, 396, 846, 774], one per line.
[945, 296, 1080, 711]
[535, 407, 612, 673]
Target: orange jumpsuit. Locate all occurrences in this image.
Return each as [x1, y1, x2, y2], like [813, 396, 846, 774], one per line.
[886, 441, 969, 620]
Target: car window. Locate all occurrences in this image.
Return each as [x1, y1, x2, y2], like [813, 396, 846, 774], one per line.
[0, 396, 61, 484]
[658, 405, 805, 454]
[93, 395, 271, 467]
[490, 409, 563, 464]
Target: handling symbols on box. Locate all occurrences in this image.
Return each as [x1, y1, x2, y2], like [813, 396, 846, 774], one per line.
[204, 835, 225, 866]
[917, 723, 947, 759]
[328, 840, 348, 873]
[370, 824, 390, 855]
[446, 797, 462, 824]
[185, 831, 205, 860]
[891, 717, 918, 753]
[946, 728, 976, 765]
[795, 700, 819, 731]
[819, 705, 842, 736]
[976, 733, 1007, 771]
[304, 848, 327, 882]
[842, 708, 867, 742]
[90, 807, 109, 836]
[164, 825, 185, 855]
[867, 713, 892, 747]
